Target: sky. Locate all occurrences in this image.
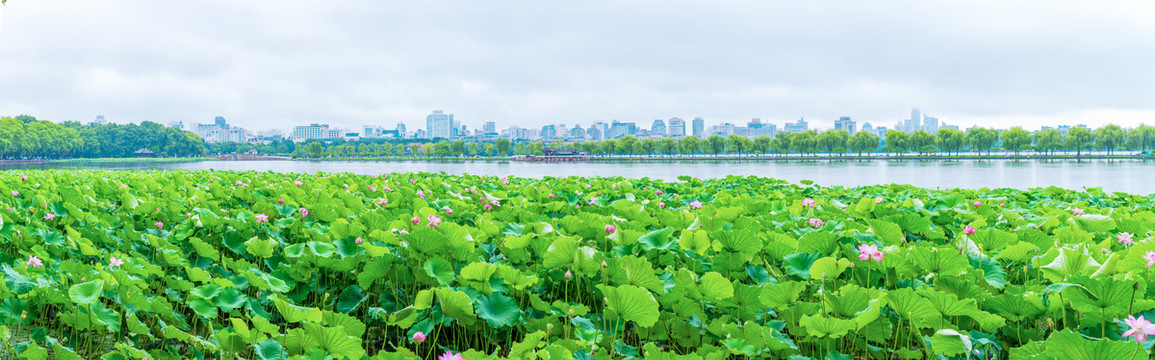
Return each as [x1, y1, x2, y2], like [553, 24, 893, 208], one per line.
[1, 1, 1153, 133]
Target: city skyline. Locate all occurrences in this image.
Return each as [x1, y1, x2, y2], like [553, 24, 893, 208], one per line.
[1, 1, 1153, 131]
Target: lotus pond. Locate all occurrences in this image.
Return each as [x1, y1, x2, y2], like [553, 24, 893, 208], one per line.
[1, 170, 1154, 360]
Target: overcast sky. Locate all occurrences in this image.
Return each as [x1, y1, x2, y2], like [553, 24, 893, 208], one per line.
[1, 1, 1153, 133]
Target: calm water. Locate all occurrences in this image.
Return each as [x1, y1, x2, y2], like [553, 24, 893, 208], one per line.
[4, 159, 1154, 194]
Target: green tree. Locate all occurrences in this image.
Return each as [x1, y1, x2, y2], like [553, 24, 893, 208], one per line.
[752, 135, 772, 155]
[817, 130, 849, 154]
[1064, 127, 1094, 156]
[1095, 124, 1124, 155]
[705, 135, 726, 155]
[936, 129, 967, 155]
[1000, 127, 1031, 155]
[884, 130, 909, 155]
[790, 130, 818, 156]
[495, 138, 512, 156]
[1127, 125, 1155, 151]
[678, 136, 701, 155]
[307, 142, 323, 158]
[966, 128, 998, 155]
[847, 131, 880, 156]
[910, 130, 936, 155]
[1035, 128, 1063, 155]
[771, 132, 792, 156]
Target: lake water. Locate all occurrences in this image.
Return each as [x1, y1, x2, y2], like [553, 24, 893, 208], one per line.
[4, 159, 1154, 194]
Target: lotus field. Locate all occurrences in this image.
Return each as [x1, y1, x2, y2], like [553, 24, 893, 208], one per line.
[2, 170, 1155, 359]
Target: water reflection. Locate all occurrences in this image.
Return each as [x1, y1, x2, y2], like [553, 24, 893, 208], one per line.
[2, 159, 1153, 194]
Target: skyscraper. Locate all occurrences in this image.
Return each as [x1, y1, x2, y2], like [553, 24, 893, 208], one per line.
[784, 117, 809, 133]
[426, 110, 452, 139]
[923, 116, 939, 132]
[908, 108, 922, 133]
[651, 119, 667, 136]
[692, 117, 705, 137]
[483, 122, 496, 134]
[667, 117, 686, 137]
[834, 116, 856, 134]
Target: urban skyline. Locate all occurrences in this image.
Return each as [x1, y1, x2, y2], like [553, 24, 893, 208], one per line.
[149, 107, 1105, 144]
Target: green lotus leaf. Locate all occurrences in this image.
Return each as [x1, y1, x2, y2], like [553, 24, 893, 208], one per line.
[809, 257, 850, 280]
[783, 252, 822, 279]
[434, 287, 477, 322]
[423, 258, 455, 286]
[336, 285, 366, 313]
[608, 256, 664, 294]
[798, 231, 839, 256]
[51, 343, 83, 360]
[679, 229, 711, 256]
[253, 338, 284, 360]
[929, 329, 972, 357]
[1074, 215, 1117, 233]
[637, 227, 676, 250]
[1063, 274, 1144, 318]
[799, 314, 855, 338]
[213, 287, 247, 312]
[474, 293, 522, 328]
[301, 322, 365, 360]
[760, 281, 808, 310]
[597, 284, 659, 328]
[885, 287, 941, 329]
[1043, 329, 1140, 360]
[307, 241, 336, 257]
[68, 280, 103, 305]
[17, 340, 47, 360]
[868, 220, 903, 245]
[543, 236, 578, 269]
[244, 237, 278, 258]
[322, 311, 366, 337]
[1039, 246, 1102, 283]
[698, 271, 734, 302]
[274, 297, 323, 323]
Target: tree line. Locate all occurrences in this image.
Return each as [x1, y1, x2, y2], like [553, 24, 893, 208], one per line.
[0, 115, 206, 159]
[245, 124, 1155, 158]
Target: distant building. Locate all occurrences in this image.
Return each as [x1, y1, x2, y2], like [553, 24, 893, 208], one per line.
[586, 125, 603, 141]
[651, 119, 667, 136]
[363, 125, 402, 138]
[90, 115, 107, 126]
[483, 122, 496, 134]
[692, 117, 705, 137]
[906, 108, 922, 133]
[196, 116, 250, 143]
[541, 124, 558, 140]
[608, 121, 637, 139]
[834, 116, 856, 134]
[667, 117, 686, 137]
[168, 121, 184, 130]
[293, 123, 335, 141]
[783, 117, 809, 133]
[426, 110, 453, 139]
[923, 116, 939, 132]
[748, 118, 775, 138]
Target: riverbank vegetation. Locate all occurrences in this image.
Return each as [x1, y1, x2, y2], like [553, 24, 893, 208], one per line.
[2, 170, 1154, 359]
[232, 124, 1155, 160]
[0, 116, 206, 159]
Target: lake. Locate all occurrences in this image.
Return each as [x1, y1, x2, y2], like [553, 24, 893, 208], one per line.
[3, 159, 1154, 194]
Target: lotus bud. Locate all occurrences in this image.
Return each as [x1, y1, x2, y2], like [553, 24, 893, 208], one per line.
[565, 270, 573, 279]
[355, 237, 364, 244]
[605, 224, 615, 234]
[411, 217, 420, 224]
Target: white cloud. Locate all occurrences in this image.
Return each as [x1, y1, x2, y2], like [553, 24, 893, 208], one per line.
[0, 0, 1152, 132]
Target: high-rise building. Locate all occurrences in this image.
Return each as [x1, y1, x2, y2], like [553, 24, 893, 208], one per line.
[783, 117, 809, 133]
[923, 116, 939, 132]
[195, 116, 250, 143]
[907, 108, 922, 133]
[541, 124, 558, 140]
[834, 116, 856, 134]
[748, 118, 775, 138]
[587, 125, 603, 141]
[214, 116, 229, 129]
[483, 122, 496, 134]
[397, 123, 407, 138]
[651, 119, 667, 136]
[293, 124, 331, 141]
[426, 110, 453, 139]
[90, 115, 107, 125]
[609, 121, 637, 139]
[667, 117, 686, 137]
[692, 117, 705, 137]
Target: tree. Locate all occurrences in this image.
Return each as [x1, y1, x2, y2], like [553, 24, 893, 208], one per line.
[678, 136, 701, 155]
[884, 130, 909, 155]
[1127, 125, 1155, 152]
[966, 128, 998, 155]
[618, 136, 639, 155]
[1095, 124, 1124, 155]
[771, 132, 792, 156]
[753, 135, 772, 155]
[910, 130, 936, 155]
[307, 142, 323, 158]
[936, 129, 967, 156]
[817, 130, 849, 154]
[450, 140, 466, 157]
[705, 135, 726, 155]
[658, 137, 677, 156]
[495, 138, 512, 156]
[1035, 128, 1063, 155]
[1000, 127, 1031, 155]
[1064, 127, 1094, 156]
[847, 131, 880, 156]
[790, 130, 818, 156]
[726, 135, 749, 155]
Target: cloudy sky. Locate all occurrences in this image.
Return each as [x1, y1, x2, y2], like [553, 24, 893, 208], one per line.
[1, 1, 1153, 133]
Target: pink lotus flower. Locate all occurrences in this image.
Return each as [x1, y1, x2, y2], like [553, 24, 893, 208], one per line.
[255, 213, 269, 223]
[109, 256, 125, 268]
[278, 198, 285, 204]
[605, 224, 616, 234]
[11, 190, 18, 197]
[355, 237, 364, 244]
[857, 244, 885, 261]
[875, 196, 883, 204]
[368, 185, 377, 192]
[155, 221, 163, 229]
[443, 206, 453, 215]
[801, 198, 816, 207]
[385, 186, 392, 192]
[411, 216, 420, 224]
[418, 192, 426, 198]
[20, 175, 27, 181]
[1072, 207, 1085, 216]
[377, 198, 388, 206]
[1145, 251, 1155, 267]
[294, 180, 303, 186]
[185, 212, 192, 217]
[398, 229, 409, 235]
[438, 351, 464, 360]
[808, 218, 824, 228]
[548, 193, 555, 199]
[659, 202, 665, 208]
[689, 200, 703, 209]
[1118, 232, 1135, 245]
[426, 214, 441, 227]
[973, 201, 982, 207]
[235, 180, 245, 187]
[484, 204, 493, 211]
[491, 200, 500, 207]
[565, 269, 573, 279]
[412, 331, 426, 343]
[1123, 315, 1155, 342]
[963, 226, 975, 236]
[299, 208, 309, 217]
[656, 190, 664, 195]
[999, 202, 1006, 207]
[25, 255, 42, 268]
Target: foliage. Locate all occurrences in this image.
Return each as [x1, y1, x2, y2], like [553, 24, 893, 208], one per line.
[1, 170, 1154, 359]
